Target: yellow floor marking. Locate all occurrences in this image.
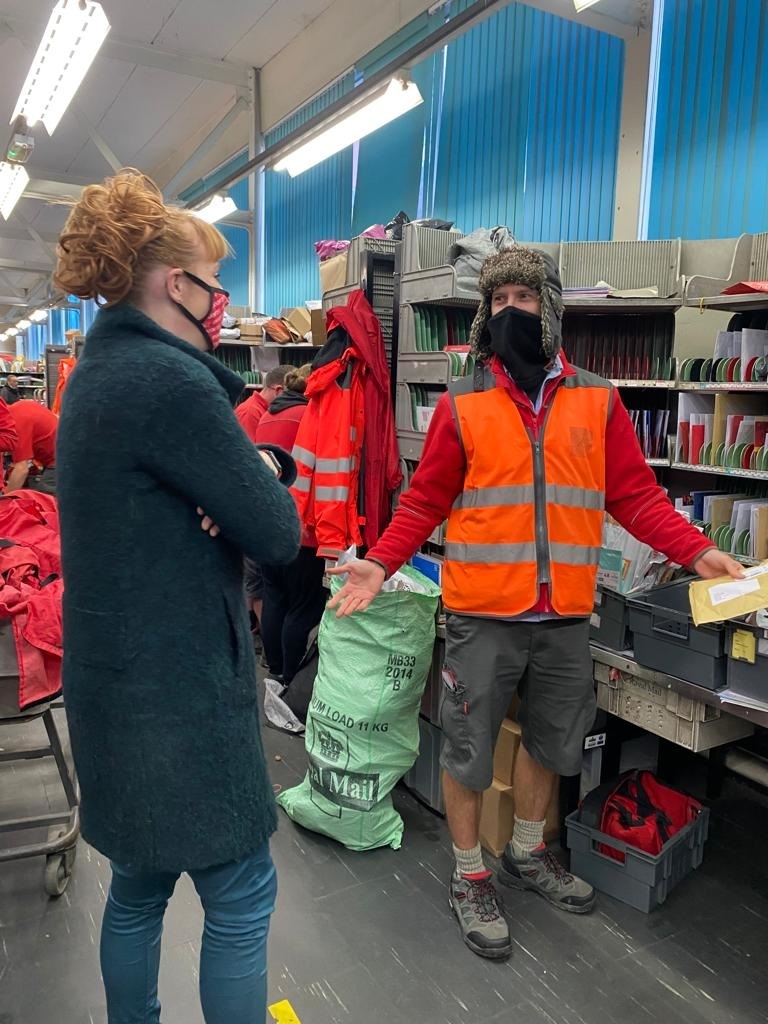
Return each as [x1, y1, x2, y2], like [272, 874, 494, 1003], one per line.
[268, 999, 302, 1023]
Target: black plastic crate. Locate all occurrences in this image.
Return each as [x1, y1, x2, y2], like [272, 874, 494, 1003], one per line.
[726, 620, 768, 701]
[566, 806, 710, 912]
[590, 587, 631, 651]
[627, 579, 726, 690]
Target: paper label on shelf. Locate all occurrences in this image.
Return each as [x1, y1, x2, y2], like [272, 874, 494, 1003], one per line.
[416, 406, 435, 432]
[709, 578, 760, 606]
[731, 628, 757, 664]
[590, 612, 601, 629]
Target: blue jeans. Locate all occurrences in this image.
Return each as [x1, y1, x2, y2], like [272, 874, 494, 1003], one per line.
[100, 844, 276, 1024]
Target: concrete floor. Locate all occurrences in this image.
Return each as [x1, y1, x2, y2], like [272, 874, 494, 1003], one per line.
[1, 708, 768, 1024]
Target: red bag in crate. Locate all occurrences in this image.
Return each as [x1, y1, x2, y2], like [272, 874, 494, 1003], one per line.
[579, 771, 702, 863]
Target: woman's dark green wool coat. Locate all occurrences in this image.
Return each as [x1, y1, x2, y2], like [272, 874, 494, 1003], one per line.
[57, 304, 300, 872]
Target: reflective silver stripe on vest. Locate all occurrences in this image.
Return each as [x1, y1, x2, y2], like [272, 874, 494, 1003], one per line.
[316, 485, 349, 502]
[293, 476, 311, 493]
[316, 456, 352, 473]
[549, 543, 602, 566]
[444, 542, 537, 563]
[292, 446, 316, 469]
[452, 484, 534, 510]
[545, 484, 605, 511]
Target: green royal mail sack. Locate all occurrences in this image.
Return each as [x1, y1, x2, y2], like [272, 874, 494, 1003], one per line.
[277, 564, 440, 851]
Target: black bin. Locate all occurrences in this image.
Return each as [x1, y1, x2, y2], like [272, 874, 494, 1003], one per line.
[590, 587, 631, 651]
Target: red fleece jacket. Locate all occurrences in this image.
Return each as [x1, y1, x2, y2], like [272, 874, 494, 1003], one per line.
[367, 354, 713, 612]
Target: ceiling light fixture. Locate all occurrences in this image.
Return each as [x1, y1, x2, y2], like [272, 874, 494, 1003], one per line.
[29, 308, 49, 323]
[274, 77, 424, 178]
[6, 328, 18, 337]
[573, 0, 602, 10]
[16, 319, 31, 331]
[12, 0, 111, 136]
[0, 161, 29, 220]
[192, 194, 237, 224]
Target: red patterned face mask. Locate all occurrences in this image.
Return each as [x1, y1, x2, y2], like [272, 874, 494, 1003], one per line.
[176, 271, 230, 350]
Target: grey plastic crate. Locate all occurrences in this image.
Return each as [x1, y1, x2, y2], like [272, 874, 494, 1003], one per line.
[627, 579, 726, 690]
[566, 806, 710, 912]
[403, 716, 444, 814]
[590, 587, 631, 651]
[726, 620, 768, 701]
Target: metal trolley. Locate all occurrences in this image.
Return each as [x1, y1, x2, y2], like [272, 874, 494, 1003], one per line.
[0, 620, 79, 896]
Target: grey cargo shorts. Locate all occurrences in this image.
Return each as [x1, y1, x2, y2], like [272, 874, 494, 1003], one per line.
[439, 614, 596, 791]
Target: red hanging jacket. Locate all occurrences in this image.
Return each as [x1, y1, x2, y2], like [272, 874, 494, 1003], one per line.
[291, 291, 401, 560]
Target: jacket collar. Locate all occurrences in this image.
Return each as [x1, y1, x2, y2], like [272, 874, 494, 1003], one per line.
[87, 303, 245, 405]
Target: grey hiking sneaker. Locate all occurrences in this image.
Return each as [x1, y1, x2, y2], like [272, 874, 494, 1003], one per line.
[498, 845, 596, 913]
[449, 871, 512, 960]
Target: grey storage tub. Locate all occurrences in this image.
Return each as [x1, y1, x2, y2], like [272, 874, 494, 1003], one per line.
[566, 806, 710, 912]
[725, 619, 768, 701]
[627, 579, 726, 690]
[590, 587, 631, 651]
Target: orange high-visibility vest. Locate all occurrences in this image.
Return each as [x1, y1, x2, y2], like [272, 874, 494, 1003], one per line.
[443, 365, 613, 618]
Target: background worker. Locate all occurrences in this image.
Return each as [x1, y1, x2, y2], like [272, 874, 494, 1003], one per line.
[6, 399, 58, 494]
[236, 364, 293, 443]
[328, 245, 742, 961]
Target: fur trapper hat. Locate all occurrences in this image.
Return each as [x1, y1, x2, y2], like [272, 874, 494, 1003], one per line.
[469, 246, 564, 358]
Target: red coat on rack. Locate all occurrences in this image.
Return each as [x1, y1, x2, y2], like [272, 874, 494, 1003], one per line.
[291, 291, 401, 560]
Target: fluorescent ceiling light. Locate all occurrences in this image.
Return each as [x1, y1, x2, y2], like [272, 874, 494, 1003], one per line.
[12, 0, 110, 135]
[0, 161, 30, 220]
[192, 194, 237, 224]
[6, 328, 18, 337]
[0, 334, 6, 343]
[29, 308, 49, 323]
[573, 0, 601, 10]
[16, 319, 31, 330]
[274, 77, 424, 178]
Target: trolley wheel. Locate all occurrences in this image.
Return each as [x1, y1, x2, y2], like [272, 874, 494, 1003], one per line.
[44, 829, 77, 898]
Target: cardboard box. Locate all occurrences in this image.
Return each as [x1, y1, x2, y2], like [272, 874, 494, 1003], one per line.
[319, 252, 348, 294]
[492, 719, 522, 787]
[239, 323, 261, 339]
[479, 779, 560, 858]
[479, 780, 515, 858]
[280, 307, 312, 340]
[310, 308, 327, 348]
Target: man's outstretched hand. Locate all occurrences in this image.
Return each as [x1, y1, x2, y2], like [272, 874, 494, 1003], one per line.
[327, 559, 386, 617]
[693, 548, 744, 580]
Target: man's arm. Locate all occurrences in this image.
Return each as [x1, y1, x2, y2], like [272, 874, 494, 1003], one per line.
[6, 462, 30, 492]
[0, 400, 18, 454]
[329, 394, 466, 615]
[604, 393, 739, 576]
[365, 394, 466, 576]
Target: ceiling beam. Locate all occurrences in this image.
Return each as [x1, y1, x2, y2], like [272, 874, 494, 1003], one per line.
[71, 105, 124, 173]
[0, 296, 28, 307]
[163, 96, 250, 200]
[24, 179, 84, 202]
[0, 258, 54, 275]
[0, 15, 251, 87]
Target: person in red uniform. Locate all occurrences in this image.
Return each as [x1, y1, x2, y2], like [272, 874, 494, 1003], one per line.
[7, 400, 58, 494]
[236, 365, 293, 443]
[0, 398, 19, 460]
[329, 245, 742, 960]
[255, 365, 325, 683]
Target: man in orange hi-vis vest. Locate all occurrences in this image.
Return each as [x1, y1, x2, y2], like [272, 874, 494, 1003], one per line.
[328, 245, 742, 960]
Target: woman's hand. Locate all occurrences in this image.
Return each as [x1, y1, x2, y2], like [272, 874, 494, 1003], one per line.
[197, 507, 220, 538]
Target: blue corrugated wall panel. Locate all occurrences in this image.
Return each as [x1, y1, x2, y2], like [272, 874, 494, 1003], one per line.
[646, 0, 768, 238]
[429, 3, 623, 240]
[264, 75, 355, 312]
[219, 225, 250, 306]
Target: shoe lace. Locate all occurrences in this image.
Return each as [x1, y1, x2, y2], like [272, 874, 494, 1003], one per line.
[541, 849, 573, 884]
[468, 878, 501, 922]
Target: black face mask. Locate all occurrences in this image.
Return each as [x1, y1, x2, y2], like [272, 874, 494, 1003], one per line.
[486, 305, 549, 398]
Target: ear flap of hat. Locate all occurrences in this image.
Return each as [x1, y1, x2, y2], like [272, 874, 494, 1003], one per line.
[540, 283, 564, 358]
[469, 298, 491, 353]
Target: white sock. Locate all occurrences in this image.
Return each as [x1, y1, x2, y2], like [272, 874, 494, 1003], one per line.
[453, 842, 486, 877]
[511, 816, 545, 858]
